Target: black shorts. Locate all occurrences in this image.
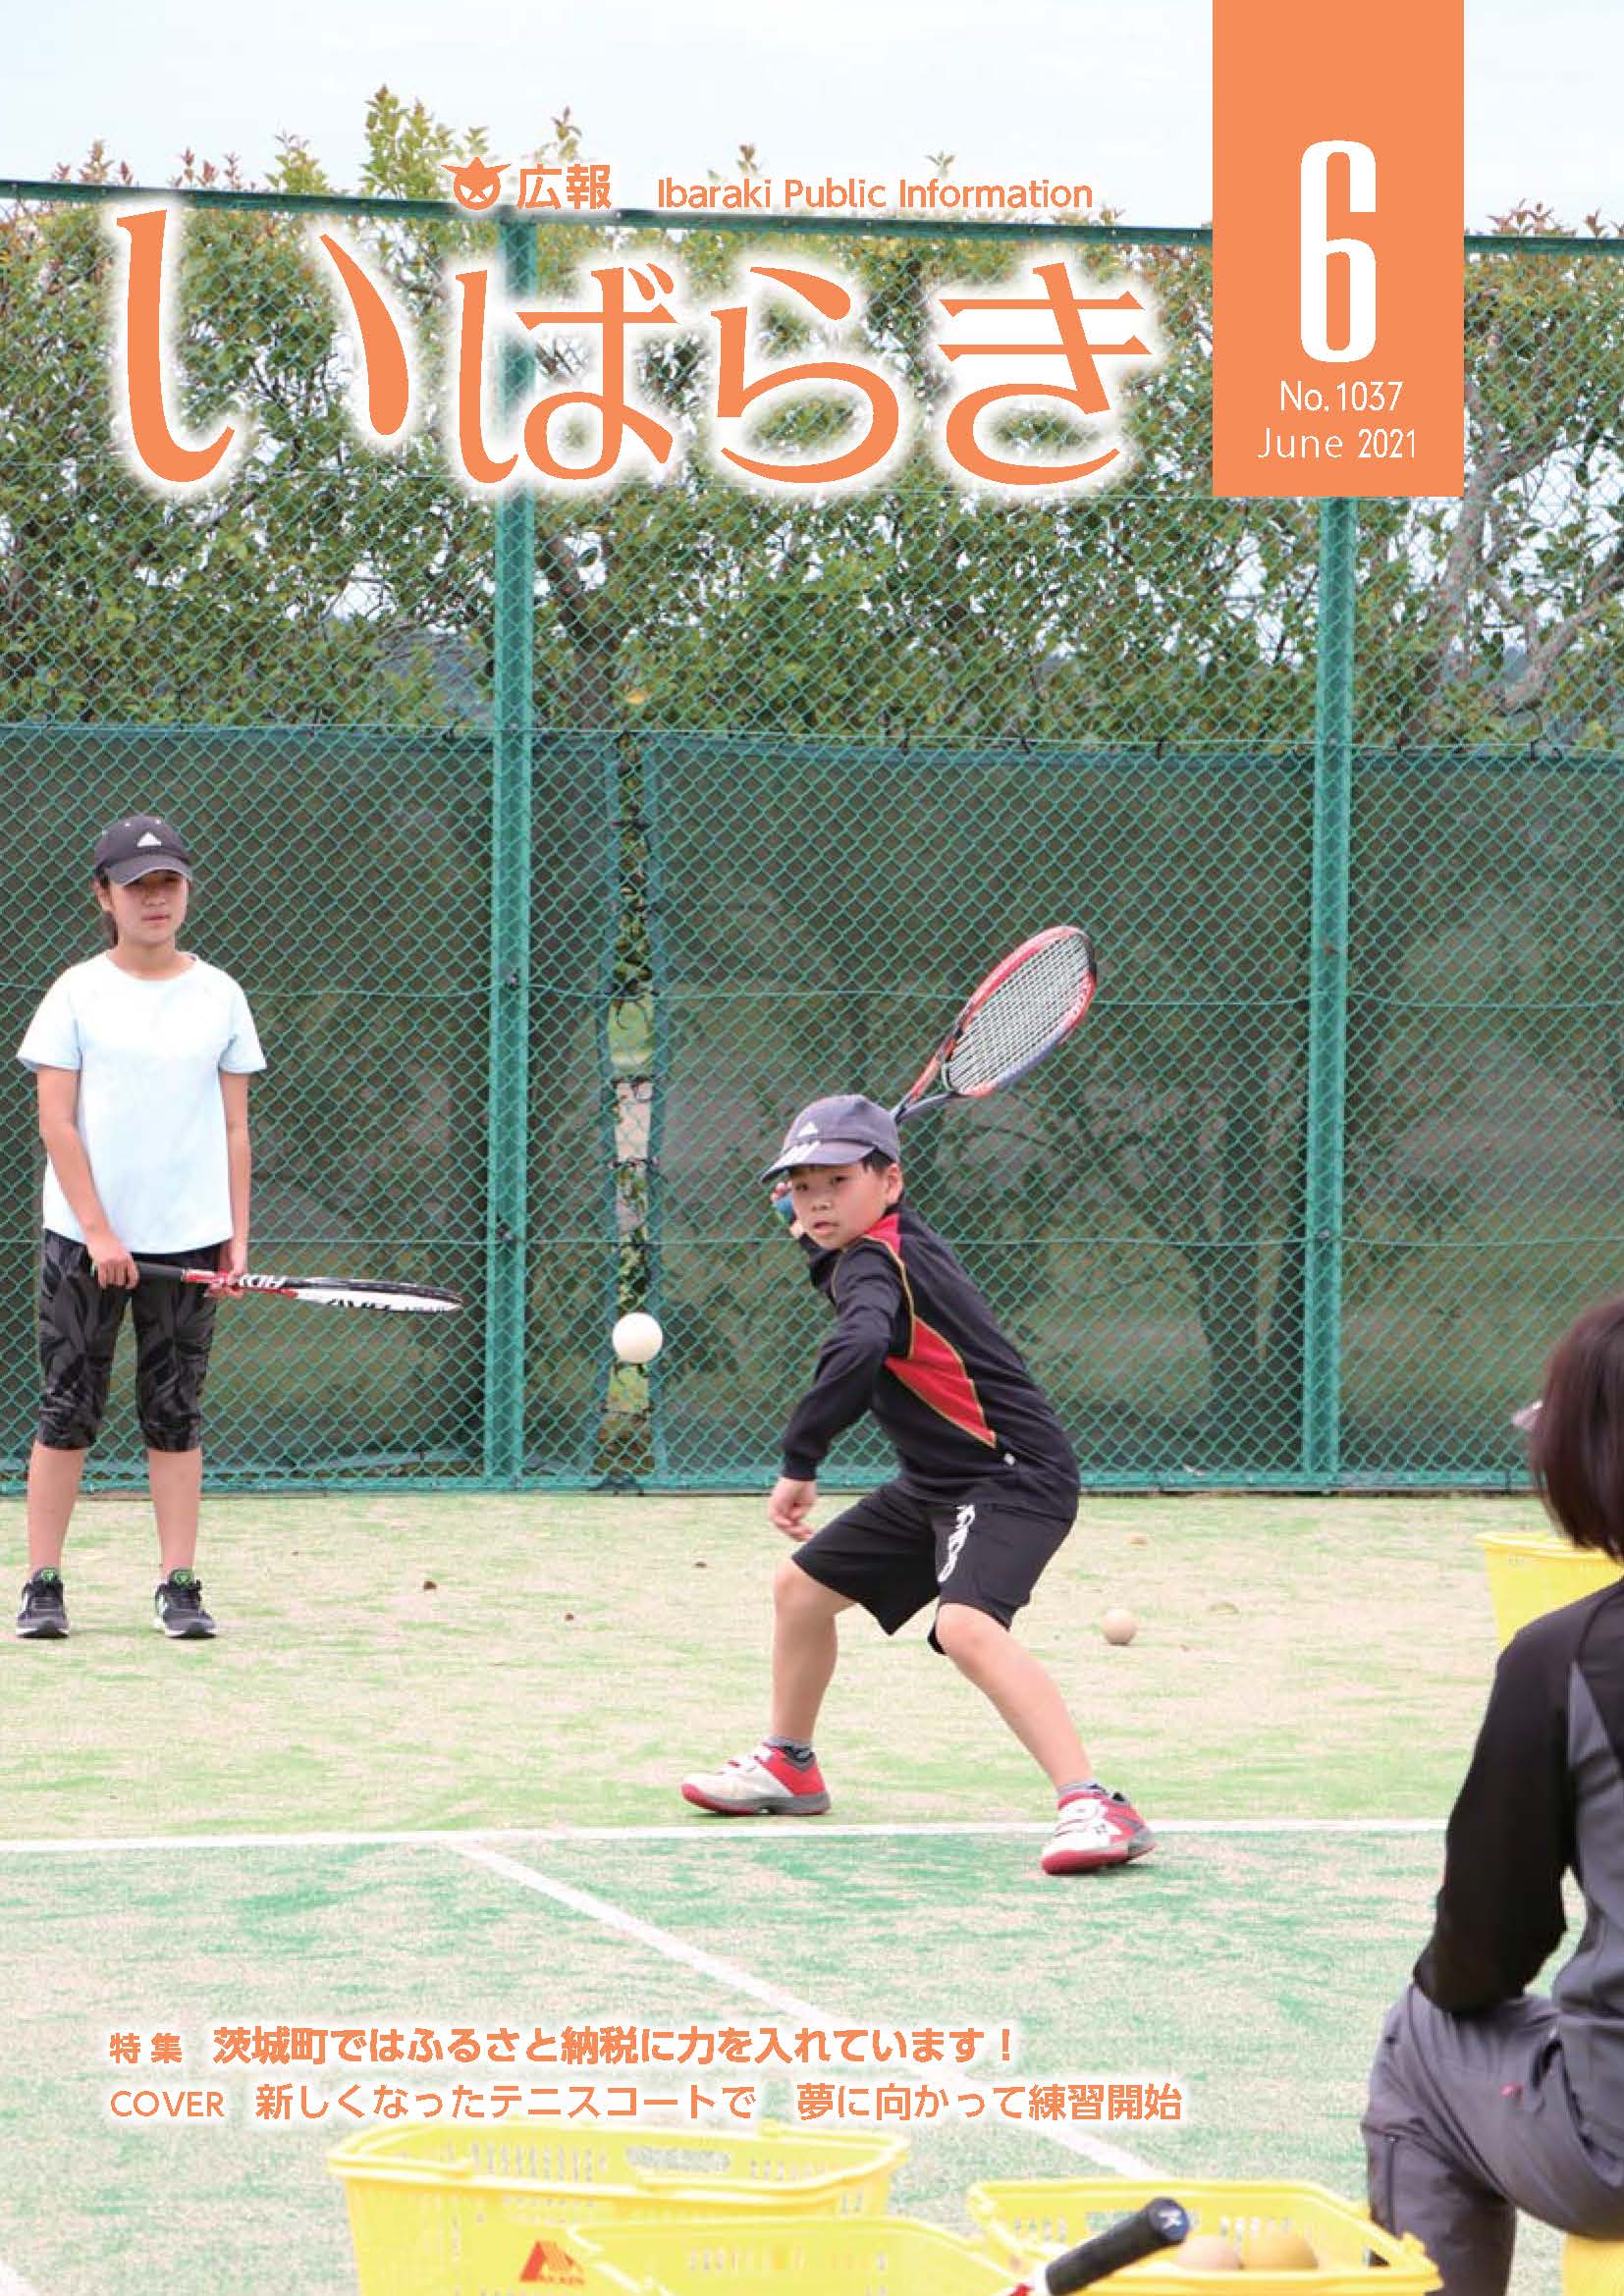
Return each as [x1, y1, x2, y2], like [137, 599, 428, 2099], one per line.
[36, 1232, 224, 1453]
[792, 1473, 1076, 1649]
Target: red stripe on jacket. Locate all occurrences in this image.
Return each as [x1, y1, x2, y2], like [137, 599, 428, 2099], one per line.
[865, 1211, 999, 1449]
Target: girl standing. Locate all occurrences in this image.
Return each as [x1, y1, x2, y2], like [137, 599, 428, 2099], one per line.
[15, 812, 264, 1639]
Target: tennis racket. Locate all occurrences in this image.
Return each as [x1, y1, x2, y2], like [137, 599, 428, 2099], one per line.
[892, 924, 1097, 1126]
[1009, 2196, 1191, 2291]
[133, 1263, 462, 1314]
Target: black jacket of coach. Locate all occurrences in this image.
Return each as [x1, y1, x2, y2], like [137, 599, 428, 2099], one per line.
[1416, 1579, 1624, 2149]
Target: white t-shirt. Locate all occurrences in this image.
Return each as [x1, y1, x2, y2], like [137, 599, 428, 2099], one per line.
[17, 954, 266, 1252]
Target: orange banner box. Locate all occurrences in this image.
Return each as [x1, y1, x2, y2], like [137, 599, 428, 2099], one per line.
[1213, 0, 1463, 499]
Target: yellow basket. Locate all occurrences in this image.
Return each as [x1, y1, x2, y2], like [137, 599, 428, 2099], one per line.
[966, 2177, 1438, 2292]
[327, 2120, 907, 2296]
[1565, 2232, 1624, 2294]
[570, 2213, 1016, 2293]
[1479, 1531, 1624, 1647]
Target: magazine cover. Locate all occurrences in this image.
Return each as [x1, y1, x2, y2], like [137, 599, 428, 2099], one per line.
[2, 5, 1621, 2291]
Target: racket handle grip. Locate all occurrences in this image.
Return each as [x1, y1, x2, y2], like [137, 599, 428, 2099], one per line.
[1031, 2198, 1191, 2292]
[134, 1261, 241, 1295]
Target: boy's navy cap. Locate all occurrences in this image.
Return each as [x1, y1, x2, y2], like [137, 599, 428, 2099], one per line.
[762, 1094, 901, 1179]
[93, 813, 194, 884]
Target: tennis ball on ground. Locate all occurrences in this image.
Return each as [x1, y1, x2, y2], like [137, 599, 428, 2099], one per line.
[612, 1311, 665, 1364]
[1101, 1607, 1139, 1645]
[1242, 2226, 1320, 2269]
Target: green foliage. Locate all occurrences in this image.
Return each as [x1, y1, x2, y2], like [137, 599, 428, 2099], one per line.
[1356, 209, 1624, 748]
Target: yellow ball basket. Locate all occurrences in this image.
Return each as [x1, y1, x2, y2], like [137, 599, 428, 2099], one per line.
[965, 2176, 1438, 2293]
[570, 2214, 1017, 2293]
[1564, 2233, 1624, 2295]
[1478, 1531, 1624, 1648]
[326, 2121, 906, 2296]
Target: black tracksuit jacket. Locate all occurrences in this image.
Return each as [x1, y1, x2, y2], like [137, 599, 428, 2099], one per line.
[779, 1203, 1078, 1508]
[1416, 1578, 1624, 2150]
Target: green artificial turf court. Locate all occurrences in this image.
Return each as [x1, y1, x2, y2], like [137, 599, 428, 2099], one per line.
[0, 1489, 1586, 2295]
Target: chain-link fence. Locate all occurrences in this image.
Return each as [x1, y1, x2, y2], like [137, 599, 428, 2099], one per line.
[3, 179, 1623, 1489]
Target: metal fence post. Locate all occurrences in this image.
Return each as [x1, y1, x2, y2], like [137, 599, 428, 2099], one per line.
[483, 215, 536, 1484]
[1302, 496, 1358, 1480]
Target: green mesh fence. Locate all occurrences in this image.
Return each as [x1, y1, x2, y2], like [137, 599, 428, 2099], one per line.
[0, 729, 494, 1485]
[4, 177, 1624, 1489]
[1341, 752, 1624, 1481]
[641, 735, 1315, 1486]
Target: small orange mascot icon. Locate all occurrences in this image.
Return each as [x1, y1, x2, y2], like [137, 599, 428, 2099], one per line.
[444, 157, 507, 211]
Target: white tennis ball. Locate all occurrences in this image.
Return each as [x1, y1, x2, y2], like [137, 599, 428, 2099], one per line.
[613, 1311, 665, 1364]
[1101, 1607, 1139, 1646]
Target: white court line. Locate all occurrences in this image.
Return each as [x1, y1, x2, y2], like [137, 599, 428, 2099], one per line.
[452, 1842, 832, 2021]
[451, 1841, 1162, 2178]
[0, 2260, 42, 2295]
[0, 1816, 1444, 1856]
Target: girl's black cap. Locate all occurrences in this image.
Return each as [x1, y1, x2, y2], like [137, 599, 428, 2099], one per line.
[93, 814, 194, 884]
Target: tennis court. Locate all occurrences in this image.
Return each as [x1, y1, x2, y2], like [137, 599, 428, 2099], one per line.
[0, 1488, 1574, 2294]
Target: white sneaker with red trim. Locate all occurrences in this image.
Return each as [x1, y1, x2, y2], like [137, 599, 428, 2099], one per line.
[680, 1742, 831, 1816]
[1041, 1787, 1156, 1875]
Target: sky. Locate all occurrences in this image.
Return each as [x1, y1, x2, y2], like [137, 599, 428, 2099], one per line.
[2, 0, 1621, 232]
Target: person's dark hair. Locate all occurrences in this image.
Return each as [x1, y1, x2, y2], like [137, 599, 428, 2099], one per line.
[861, 1148, 902, 1178]
[91, 870, 118, 949]
[1531, 1295, 1624, 1563]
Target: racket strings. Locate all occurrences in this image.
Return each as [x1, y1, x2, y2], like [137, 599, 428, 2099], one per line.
[942, 931, 1094, 1095]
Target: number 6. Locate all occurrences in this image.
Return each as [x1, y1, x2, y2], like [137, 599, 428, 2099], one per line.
[1301, 139, 1376, 363]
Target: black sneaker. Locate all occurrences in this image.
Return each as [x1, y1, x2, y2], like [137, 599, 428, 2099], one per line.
[17, 1568, 69, 1639]
[153, 1570, 216, 1639]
